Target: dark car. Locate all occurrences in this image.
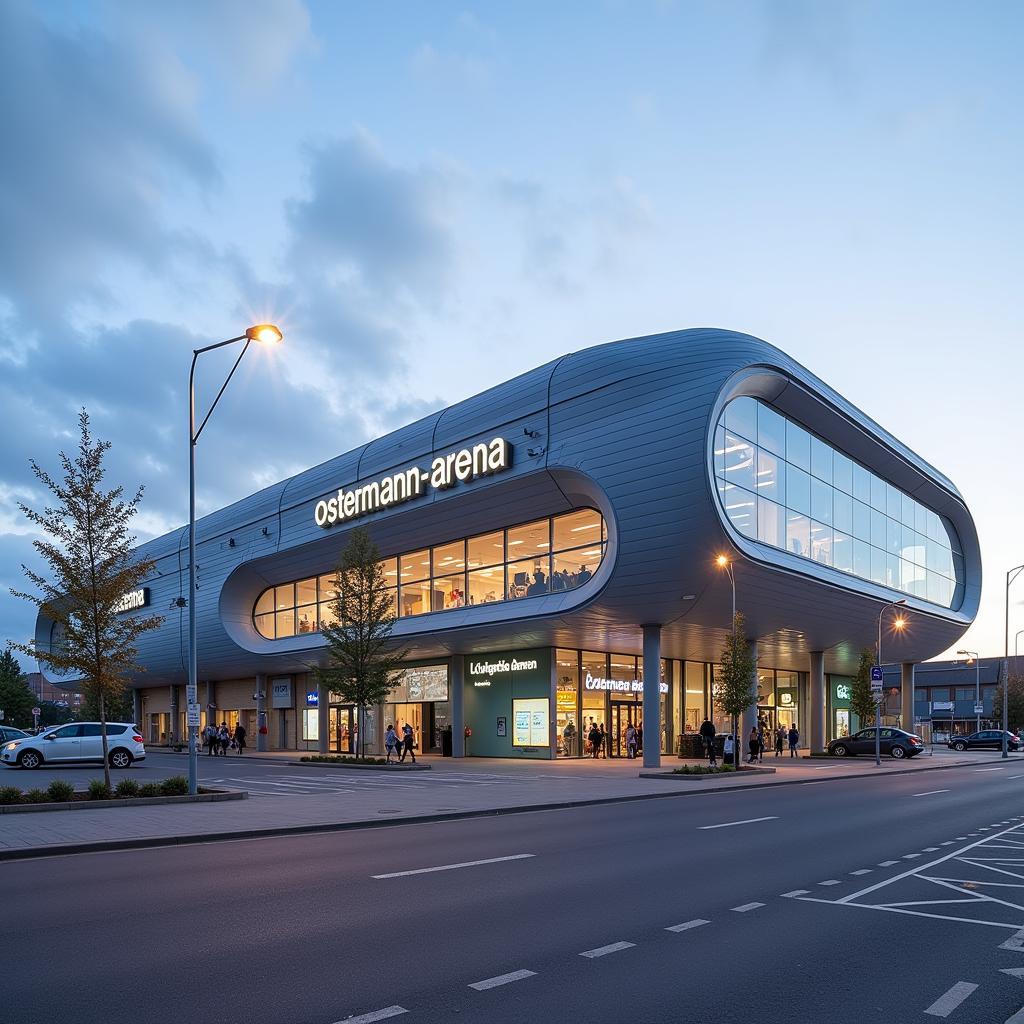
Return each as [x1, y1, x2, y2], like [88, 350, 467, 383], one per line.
[827, 727, 925, 759]
[0, 726, 31, 744]
[948, 730, 1020, 752]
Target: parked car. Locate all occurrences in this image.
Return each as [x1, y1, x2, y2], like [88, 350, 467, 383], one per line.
[1, 722, 145, 769]
[0, 726, 31, 745]
[948, 730, 1021, 752]
[827, 727, 925, 759]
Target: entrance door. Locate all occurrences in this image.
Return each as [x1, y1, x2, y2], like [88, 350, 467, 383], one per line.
[834, 709, 850, 740]
[329, 706, 355, 754]
[610, 703, 639, 758]
[390, 703, 423, 752]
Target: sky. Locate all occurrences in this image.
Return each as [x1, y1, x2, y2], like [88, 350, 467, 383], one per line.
[0, 0, 1021, 664]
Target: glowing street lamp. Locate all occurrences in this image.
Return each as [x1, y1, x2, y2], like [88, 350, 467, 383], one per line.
[874, 599, 907, 767]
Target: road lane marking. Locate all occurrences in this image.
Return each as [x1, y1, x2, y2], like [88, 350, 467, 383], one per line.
[941, 842, 955, 846]
[923, 847, 940, 852]
[666, 919, 710, 932]
[1005, 1005, 1024, 1024]
[818, 880, 841, 886]
[850, 869, 872, 875]
[912, 790, 950, 797]
[731, 902, 765, 912]
[469, 970, 536, 991]
[331, 1007, 407, 1024]
[878, 860, 899, 866]
[1009, 776, 1024, 780]
[976, 768, 1007, 773]
[924, 982, 978, 1018]
[698, 816, 779, 830]
[1000, 927, 1024, 951]
[372, 854, 535, 879]
[781, 890, 809, 897]
[903, 853, 922, 859]
[580, 941, 635, 958]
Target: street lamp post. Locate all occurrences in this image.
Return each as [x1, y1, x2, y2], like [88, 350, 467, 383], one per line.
[956, 649, 981, 733]
[876, 599, 907, 767]
[187, 324, 283, 796]
[716, 554, 737, 763]
[1004, 564, 1024, 760]
[1016, 629, 1024, 657]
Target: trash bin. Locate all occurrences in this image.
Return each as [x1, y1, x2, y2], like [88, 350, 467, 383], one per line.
[441, 726, 453, 757]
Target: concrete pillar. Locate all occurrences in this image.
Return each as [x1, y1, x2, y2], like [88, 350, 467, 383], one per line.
[169, 685, 179, 746]
[451, 655, 465, 757]
[255, 673, 268, 752]
[316, 679, 329, 754]
[740, 640, 759, 749]
[901, 662, 915, 733]
[642, 624, 661, 768]
[205, 679, 216, 727]
[809, 651, 826, 753]
[131, 689, 143, 730]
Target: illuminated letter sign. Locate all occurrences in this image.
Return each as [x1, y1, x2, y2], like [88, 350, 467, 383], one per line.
[114, 588, 149, 614]
[314, 437, 511, 529]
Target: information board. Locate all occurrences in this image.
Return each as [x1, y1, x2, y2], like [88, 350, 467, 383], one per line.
[512, 698, 548, 747]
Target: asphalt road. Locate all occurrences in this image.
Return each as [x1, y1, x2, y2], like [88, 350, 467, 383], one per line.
[4, 760, 1024, 1023]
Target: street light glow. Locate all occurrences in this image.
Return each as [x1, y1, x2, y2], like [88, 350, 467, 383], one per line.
[246, 323, 283, 344]
[716, 554, 729, 568]
[893, 616, 906, 631]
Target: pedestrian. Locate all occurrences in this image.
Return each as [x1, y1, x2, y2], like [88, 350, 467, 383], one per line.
[625, 722, 637, 759]
[597, 722, 607, 758]
[699, 717, 717, 766]
[218, 722, 230, 756]
[774, 725, 785, 758]
[723, 732, 734, 766]
[588, 722, 601, 758]
[563, 720, 577, 757]
[384, 724, 399, 764]
[636, 721, 643, 755]
[233, 721, 246, 756]
[400, 721, 416, 763]
[757, 719, 766, 763]
[748, 726, 759, 764]
[788, 723, 800, 757]
[204, 722, 217, 756]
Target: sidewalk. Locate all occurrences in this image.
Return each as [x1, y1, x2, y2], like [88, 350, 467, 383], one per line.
[0, 747, 1015, 860]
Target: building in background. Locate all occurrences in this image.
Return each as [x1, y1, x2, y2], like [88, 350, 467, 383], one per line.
[22, 672, 83, 711]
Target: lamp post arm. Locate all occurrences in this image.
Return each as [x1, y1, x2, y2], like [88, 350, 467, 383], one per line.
[192, 337, 251, 444]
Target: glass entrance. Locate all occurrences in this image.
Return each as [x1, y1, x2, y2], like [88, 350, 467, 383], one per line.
[610, 703, 639, 758]
[389, 703, 422, 752]
[834, 709, 850, 739]
[329, 706, 356, 753]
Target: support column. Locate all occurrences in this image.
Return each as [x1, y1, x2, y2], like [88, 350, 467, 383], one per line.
[169, 685, 179, 746]
[451, 655, 465, 757]
[642, 624, 662, 768]
[255, 673, 268, 753]
[901, 662, 915, 733]
[741, 640, 759, 749]
[809, 651, 826, 754]
[316, 679, 329, 754]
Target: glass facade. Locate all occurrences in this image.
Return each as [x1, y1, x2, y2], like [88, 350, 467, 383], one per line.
[714, 396, 962, 608]
[254, 508, 607, 640]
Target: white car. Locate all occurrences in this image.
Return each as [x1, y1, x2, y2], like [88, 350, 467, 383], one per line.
[1, 722, 145, 770]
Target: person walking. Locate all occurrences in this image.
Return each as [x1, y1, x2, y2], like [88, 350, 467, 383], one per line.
[636, 721, 644, 755]
[588, 721, 601, 759]
[748, 726, 759, 764]
[218, 723, 230, 756]
[400, 721, 416, 763]
[233, 721, 246, 756]
[204, 722, 217, 757]
[384, 724, 400, 764]
[563, 720, 577, 757]
[723, 732, 734, 766]
[699, 717, 717, 766]
[597, 722, 607, 758]
[625, 722, 638, 759]
[788, 723, 800, 757]
[774, 724, 785, 758]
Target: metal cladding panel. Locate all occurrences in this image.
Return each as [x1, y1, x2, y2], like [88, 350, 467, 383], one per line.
[95, 327, 980, 686]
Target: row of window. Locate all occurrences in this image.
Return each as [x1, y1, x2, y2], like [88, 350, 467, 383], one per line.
[254, 508, 607, 640]
[914, 687, 997, 702]
[715, 398, 961, 608]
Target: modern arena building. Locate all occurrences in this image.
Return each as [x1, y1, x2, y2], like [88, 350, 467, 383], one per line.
[35, 328, 982, 766]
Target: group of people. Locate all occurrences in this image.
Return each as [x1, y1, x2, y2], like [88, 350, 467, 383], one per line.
[384, 722, 417, 764]
[697, 718, 799, 765]
[203, 721, 246, 756]
[561, 718, 644, 758]
[510, 565, 594, 600]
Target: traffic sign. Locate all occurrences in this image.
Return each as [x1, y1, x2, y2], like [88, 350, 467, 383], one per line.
[186, 704, 201, 728]
[974, 702, 985, 715]
[185, 684, 198, 704]
[31, 707, 40, 717]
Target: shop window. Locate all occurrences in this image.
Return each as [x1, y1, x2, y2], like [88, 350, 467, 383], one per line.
[467, 530, 504, 568]
[400, 550, 430, 582]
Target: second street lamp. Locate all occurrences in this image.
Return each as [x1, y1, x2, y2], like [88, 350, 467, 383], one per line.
[1004, 564, 1024, 759]
[186, 323, 283, 796]
[875, 599, 907, 767]
[956, 649, 981, 732]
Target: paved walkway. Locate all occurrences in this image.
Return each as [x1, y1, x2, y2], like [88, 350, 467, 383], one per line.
[0, 747, 1016, 858]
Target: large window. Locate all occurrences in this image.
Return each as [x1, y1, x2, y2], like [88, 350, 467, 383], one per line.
[714, 397, 961, 609]
[254, 508, 607, 640]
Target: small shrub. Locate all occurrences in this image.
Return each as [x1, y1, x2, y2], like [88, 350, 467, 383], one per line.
[24, 788, 50, 804]
[300, 754, 388, 765]
[114, 778, 140, 799]
[0, 786, 24, 805]
[138, 782, 162, 797]
[47, 780, 75, 802]
[671, 764, 737, 775]
[87, 779, 113, 800]
[160, 775, 189, 796]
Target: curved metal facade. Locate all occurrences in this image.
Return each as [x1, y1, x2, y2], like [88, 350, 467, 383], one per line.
[36, 328, 981, 683]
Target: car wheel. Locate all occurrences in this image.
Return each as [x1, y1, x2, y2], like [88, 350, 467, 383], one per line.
[18, 749, 42, 769]
[109, 749, 133, 769]
[891, 745, 906, 759]
[954, 741, 967, 752]
[832, 744, 848, 757]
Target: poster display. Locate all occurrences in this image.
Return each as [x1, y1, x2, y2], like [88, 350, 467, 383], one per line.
[512, 697, 548, 747]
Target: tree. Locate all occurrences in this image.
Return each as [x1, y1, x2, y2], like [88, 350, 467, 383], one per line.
[993, 675, 1024, 734]
[315, 527, 406, 757]
[850, 649, 879, 729]
[10, 410, 162, 788]
[714, 611, 756, 764]
[0, 649, 35, 729]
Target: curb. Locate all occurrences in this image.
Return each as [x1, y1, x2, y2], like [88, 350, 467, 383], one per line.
[641, 767, 777, 780]
[0, 789, 246, 815]
[1, 754, 1014, 862]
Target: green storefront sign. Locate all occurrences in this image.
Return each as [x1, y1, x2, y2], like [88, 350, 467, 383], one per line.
[465, 649, 552, 759]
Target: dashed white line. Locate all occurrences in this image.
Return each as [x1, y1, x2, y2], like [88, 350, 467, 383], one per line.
[1004, 1003, 1024, 1024]
[731, 902, 765, 912]
[819, 880, 841, 886]
[903, 853, 922, 859]
[372, 854, 535, 879]
[780, 890, 809, 898]
[666, 919, 710, 932]
[923, 847, 940, 852]
[878, 860, 899, 867]
[923, 981, 978, 1018]
[912, 790, 951, 797]
[580, 941, 636, 958]
[1009, 775, 1024, 780]
[976, 767, 1007, 773]
[850, 869, 872, 876]
[332, 1006, 408, 1024]
[698, 816, 779, 830]
[940, 841, 955, 846]
[468, 970, 536, 991]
